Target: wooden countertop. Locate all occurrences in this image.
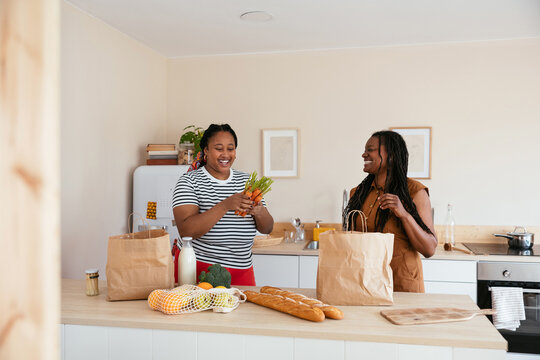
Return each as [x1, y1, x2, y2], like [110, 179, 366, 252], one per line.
[253, 241, 540, 262]
[61, 279, 506, 350]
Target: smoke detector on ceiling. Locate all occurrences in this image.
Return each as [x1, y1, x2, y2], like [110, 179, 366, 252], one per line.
[240, 11, 273, 22]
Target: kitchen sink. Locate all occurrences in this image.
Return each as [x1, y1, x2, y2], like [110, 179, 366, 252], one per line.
[304, 241, 319, 250]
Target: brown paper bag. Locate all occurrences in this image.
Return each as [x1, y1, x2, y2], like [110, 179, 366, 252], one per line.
[106, 228, 174, 301]
[317, 211, 394, 306]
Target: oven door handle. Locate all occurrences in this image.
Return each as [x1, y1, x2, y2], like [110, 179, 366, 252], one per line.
[488, 287, 540, 294]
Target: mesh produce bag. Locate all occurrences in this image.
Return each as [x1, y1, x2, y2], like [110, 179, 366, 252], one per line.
[148, 284, 246, 314]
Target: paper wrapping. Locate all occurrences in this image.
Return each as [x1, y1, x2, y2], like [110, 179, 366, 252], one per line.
[316, 230, 394, 306]
[106, 228, 174, 301]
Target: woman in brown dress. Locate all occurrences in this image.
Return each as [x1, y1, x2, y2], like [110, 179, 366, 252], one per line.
[345, 130, 437, 293]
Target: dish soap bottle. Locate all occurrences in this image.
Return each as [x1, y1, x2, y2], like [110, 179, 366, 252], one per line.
[443, 204, 455, 250]
[179, 237, 197, 285]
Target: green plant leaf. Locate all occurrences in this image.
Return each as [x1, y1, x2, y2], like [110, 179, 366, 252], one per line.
[179, 125, 205, 154]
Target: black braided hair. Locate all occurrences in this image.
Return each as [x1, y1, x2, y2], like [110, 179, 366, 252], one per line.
[345, 130, 433, 235]
[199, 124, 238, 166]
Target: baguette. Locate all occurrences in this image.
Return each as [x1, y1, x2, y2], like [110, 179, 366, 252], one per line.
[244, 290, 325, 322]
[260, 286, 344, 320]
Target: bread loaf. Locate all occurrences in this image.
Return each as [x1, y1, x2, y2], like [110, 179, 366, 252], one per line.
[260, 286, 344, 320]
[244, 290, 325, 322]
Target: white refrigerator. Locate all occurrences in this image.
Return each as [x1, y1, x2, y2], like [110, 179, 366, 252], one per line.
[132, 165, 190, 246]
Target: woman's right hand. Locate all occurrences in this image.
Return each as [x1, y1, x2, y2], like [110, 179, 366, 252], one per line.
[222, 192, 252, 212]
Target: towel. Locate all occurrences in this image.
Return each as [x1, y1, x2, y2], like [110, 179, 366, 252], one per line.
[491, 286, 526, 331]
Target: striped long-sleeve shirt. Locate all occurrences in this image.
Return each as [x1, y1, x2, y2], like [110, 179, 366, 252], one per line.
[172, 167, 264, 269]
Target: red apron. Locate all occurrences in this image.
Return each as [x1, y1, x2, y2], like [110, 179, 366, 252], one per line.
[196, 261, 256, 286]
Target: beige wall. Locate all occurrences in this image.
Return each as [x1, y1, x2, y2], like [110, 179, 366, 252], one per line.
[167, 39, 540, 227]
[61, 2, 167, 278]
[61, 3, 540, 278]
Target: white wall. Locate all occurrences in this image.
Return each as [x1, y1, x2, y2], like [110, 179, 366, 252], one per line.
[166, 39, 540, 226]
[61, 2, 167, 278]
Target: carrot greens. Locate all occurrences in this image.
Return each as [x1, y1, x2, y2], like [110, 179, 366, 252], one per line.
[235, 171, 273, 216]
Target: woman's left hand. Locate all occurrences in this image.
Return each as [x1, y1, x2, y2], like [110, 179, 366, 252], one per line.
[378, 193, 408, 219]
[246, 201, 265, 218]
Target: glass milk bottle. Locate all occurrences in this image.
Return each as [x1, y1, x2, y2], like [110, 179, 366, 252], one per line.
[179, 237, 197, 285]
[443, 204, 455, 250]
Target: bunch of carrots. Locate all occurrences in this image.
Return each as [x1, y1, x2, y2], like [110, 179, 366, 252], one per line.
[235, 171, 273, 217]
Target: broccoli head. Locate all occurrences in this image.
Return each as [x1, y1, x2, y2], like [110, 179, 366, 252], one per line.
[198, 263, 232, 288]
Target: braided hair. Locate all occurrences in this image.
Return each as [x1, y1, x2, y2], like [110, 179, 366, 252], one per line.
[199, 124, 238, 167]
[345, 130, 433, 235]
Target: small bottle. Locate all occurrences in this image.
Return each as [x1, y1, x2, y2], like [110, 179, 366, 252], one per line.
[313, 220, 322, 241]
[85, 269, 99, 296]
[443, 204, 455, 250]
[179, 237, 197, 285]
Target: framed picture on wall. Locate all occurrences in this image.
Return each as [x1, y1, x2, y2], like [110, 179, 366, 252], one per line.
[390, 127, 432, 179]
[262, 128, 299, 178]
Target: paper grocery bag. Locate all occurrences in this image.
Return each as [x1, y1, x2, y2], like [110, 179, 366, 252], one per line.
[317, 225, 394, 306]
[106, 228, 174, 301]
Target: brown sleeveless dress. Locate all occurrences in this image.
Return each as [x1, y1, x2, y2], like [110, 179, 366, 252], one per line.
[351, 178, 428, 293]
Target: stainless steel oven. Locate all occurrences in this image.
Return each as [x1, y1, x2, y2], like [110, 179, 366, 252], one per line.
[477, 261, 540, 354]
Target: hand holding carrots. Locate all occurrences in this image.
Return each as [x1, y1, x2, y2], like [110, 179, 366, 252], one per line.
[246, 201, 265, 217]
[235, 171, 273, 217]
[223, 192, 253, 213]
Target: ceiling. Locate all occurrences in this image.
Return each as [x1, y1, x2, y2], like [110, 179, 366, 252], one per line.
[65, 0, 540, 58]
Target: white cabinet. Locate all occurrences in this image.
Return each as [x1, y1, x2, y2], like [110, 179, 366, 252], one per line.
[60, 324, 64, 360]
[422, 259, 476, 283]
[253, 254, 299, 288]
[109, 327, 152, 360]
[299, 256, 318, 289]
[61, 325, 506, 360]
[422, 259, 477, 302]
[253, 255, 319, 289]
[64, 325, 108, 360]
[423, 281, 477, 302]
[253, 255, 478, 300]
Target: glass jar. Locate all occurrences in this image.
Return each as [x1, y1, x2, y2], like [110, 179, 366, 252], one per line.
[294, 224, 305, 243]
[178, 142, 195, 165]
[85, 269, 99, 296]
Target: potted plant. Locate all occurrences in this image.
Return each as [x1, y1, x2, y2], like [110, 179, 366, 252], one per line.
[178, 125, 204, 165]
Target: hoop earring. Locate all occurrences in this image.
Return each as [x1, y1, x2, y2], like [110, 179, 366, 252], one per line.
[203, 154, 207, 162]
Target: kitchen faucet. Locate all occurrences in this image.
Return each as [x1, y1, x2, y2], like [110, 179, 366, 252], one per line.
[342, 189, 348, 230]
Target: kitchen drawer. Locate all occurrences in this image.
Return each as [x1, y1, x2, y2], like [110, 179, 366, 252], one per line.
[253, 254, 299, 288]
[64, 325, 108, 360]
[422, 259, 476, 283]
[299, 256, 318, 289]
[424, 281, 477, 302]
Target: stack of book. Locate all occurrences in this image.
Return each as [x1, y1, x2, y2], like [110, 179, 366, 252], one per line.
[146, 144, 178, 165]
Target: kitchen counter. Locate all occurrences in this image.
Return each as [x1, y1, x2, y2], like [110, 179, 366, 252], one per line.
[253, 241, 540, 262]
[61, 279, 505, 350]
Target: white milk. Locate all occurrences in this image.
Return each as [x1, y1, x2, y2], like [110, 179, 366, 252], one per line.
[179, 237, 197, 285]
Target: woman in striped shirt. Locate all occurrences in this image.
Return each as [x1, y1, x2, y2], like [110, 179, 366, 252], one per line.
[172, 124, 274, 286]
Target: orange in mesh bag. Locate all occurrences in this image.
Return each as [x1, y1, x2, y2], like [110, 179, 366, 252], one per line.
[148, 284, 247, 314]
